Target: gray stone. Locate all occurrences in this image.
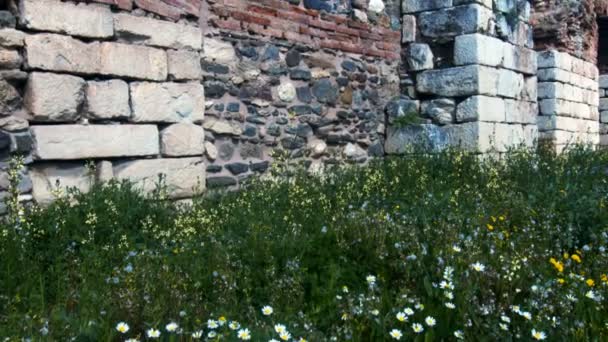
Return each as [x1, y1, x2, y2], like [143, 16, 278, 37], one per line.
[86, 79, 131, 120]
[113, 158, 205, 199]
[218, 142, 235, 160]
[207, 176, 237, 188]
[312, 79, 338, 104]
[203, 38, 236, 65]
[422, 98, 454, 125]
[100, 42, 168, 81]
[168, 50, 202, 80]
[0, 116, 28, 131]
[344, 143, 367, 161]
[418, 5, 492, 38]
[203, 119, 241, 136]
[19, 0, 113, 38]
[204, 141, 218, 160]
[456, 95, 505, 122]
[0, 78, 21, 116]
[0, 49, 21, 69]
[416, 65, 499, 97]
[0, 29, 25, 47]
[25, 33, 101, 75]
[278, 83, 296, 102]
[405, 43, 433, 71]
[454, 33, 503, 67]
[226, 162, 249, 175]
[130, 82, 205, 123]
[402, 0, 452, 13]
[497, 69, 524, 99]
[114, 13, 202, 50]
[30, 125, 159, 160]
[24, 72, 85, 122]
[386, 97, 419, 123]
[30, 162, 91, 205]
[402, 15, 416, 43]
[160, 123, 205, 157]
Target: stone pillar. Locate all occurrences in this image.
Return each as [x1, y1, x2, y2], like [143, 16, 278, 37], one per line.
[386, 0, 538, 154]
[537, 50, 600, 152]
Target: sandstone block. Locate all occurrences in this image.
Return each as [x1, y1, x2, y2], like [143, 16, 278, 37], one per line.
[168, 49, 201, 80]
[203, 119, 242, 136]
[456, 95, 505, 123]
[25, 34, 101, 74]
[419, 5, 492, 38]
[203, 38, 237, 66]
[86, 80, 131, 120]
[114, 13, 201, 50]
[0, 29, 25, 47]
[416, 65, 499, 97]
[20, 0, 113, 38]
[130, 82, 205, 123]
[0, 49, 21, 68]
[24, 72, 85, 122]
[454, 33, 503, 67]
[100, 42, 167, 81]
[113, 157, 205, 199]
[30, 162, 91, 205]
[31, 125, 159, 160]
[160, 123, 205, 157]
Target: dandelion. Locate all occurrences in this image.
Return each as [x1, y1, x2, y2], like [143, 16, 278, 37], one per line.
[445, 302, 456, 309]
[499, 323, 509, 331]
[454, 330, 464, 339]
[207, 320, 219, 329]
[586, 279, 595, 287]
[425, 316, 436, 327]
[471, 262, 486, 272]
[389, 329, 402, 340]
[275, 324, 287, 334]
[165, 322, 178, 332]
[279, 331, 291, 341]
[571, 254, 582, 263]
[115, 322, 129, 334]
[147, 328, 161, 339]
[262, 306, 274, 316]
[192, 330, 203, 339]
[238, 328, 251, 340]
[366, 275, 377, 285]
[229, 321, 241, 330]
[412, 323, 424, 334]
[531, 329, 547, 340]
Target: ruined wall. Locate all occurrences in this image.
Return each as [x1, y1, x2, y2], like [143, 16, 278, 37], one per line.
[599, 75, 608, 146]
[386, 0, 538, 154]
[0, 0, 205, 209]
[200, 0, 401, 187]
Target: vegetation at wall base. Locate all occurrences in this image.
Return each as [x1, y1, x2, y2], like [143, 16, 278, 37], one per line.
[1, 147, 608, 341]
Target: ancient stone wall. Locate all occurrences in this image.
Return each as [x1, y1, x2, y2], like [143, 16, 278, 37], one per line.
[599, 74, 608, 146]
[386, 0, 538, 154]
[200, 0, 401, 187]
[0, 0, 205, 209]
[537, 50, 600, 151]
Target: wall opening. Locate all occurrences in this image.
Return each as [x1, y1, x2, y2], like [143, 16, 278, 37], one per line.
[597, 17, 608, 73]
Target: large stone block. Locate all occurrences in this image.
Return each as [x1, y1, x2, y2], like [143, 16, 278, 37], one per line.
[24, 72, 85, 122]
[168, 49, 201, 80]
[86, 80, 131, 120]
[454, 34, 504, 67]
[113, 158, 205, 199]
[537, 116, 599, 133]
[497, 69, 524, 99]
[114, 13, 202, 50]
[504, 100, 537, 124]
[0, 29, 25, 47]
[99, 42, 167, 81]
[416, 65, 499, 97]
[20, 0, 113, 38]
[456, 95, 505, 123]
[502, 44, 536, 75]
[405, 43, 433, 71]
[160, 123, 205, 157]
[30, 163, 91, 205]
[25, 34, 101, 74]
[418, 5, 493, 38]
[537, 50, 572, 70]
[130, 82, 205, 123]
[31, 125, 159, 160]
[402, 0, 453, 13]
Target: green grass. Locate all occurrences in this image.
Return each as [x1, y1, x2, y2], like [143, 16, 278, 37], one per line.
[1, 147, 608, 341]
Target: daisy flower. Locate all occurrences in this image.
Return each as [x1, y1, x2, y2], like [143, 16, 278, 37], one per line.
[425, 316, 436, 327]
[389, 329, 402, 340]
[412, 323, 424, 334]
[147, 328, 161, 339]
[165, 322, 178, 332]
[396, 312, 407, 322]
[115, 322, 129, 334]
[238, 328, 251, 340]
[531, 329, 547, 340]
[262, 306, 274, 316]
[471, 262, 486, 272]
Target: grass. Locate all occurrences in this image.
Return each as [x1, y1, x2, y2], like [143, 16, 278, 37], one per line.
[1, 147, 608, 341]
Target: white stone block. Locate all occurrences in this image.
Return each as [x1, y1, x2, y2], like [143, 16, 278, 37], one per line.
[30, 163, 91, 205]
[417, 65, 499, 97]
[24, 72, 85, 122]
[160, 123, 205, 157]
[86, 80, 131, 120]
[130, 82, 205, 123]
[25, 34, 101, 74]
[456, 95, 505, 123]
[497, 69, 524, 99]
[99, 42, 167, 81]
[168, 50, 201, 80]
[114, 13, 202, 50]
[454, 33, 503, 67]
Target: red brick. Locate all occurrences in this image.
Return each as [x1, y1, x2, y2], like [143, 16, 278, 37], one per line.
[300, 26, 328, 39]
[320, 40, 340, 50]
[85, 0, 133, 10]
[231, 10, 271, 26]
[267, 17, 300, 32]
[134, 0, 183, 19]
[359, 31, 382, 41]
[308, 18, 337, 31]
[244, 22, 284, 38]
[278, 10, 310, 24]
[291, 6, 319, 17]
[340, 41, 366, 54]
[161, 0, 200, 16]
[211, 18, 242, 31]
[247, 4, 278, 17]
[348, 20, 370, 31]
[335, 25, 359, 37]
[375, 41, 398, 51]
[320, 13, 348, 25]
[256, 0, 291, 10]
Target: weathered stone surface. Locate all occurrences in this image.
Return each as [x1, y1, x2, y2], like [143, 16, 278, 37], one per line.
[454, 33, 504, 67]
[24, 72, 85, 122]
[204, 141, 218, 160]
[25, 34, 101, 74]
[0, 116, 28, 131]
[113, 158, 205, 198]
[416, 65, 499, 97]
[504, 100, 537, 124]
[278, 83, 296, 102]
[418, 5, 492, 38]
[96, 160, 114, 183]
[20, 0, 113, 38]
[160, 123, 205, 157]
[405, 43, 433, 71]
[0, 29, 25, 47]
[100, 42, 167, 81]
[497, 69, 524, 99]
[203, 38, 236, 65]
[457, 95, 506, 123]
[86, 80, 131, 120]
[386, 97, 420, 123]
[0, 49, 20, 69]
[168, 50, 201, 80]
[0, 78, 20, 116]
[422, 98, 454, 125]
[402, 0, 453, 13]
[31, 125, 159, 160]
[402, 15, 416, 43]
[114, 13, 202, 50]
[30, 163, 91, 205]
[203, 119, 241, 136]
[130, 82, 204, 123]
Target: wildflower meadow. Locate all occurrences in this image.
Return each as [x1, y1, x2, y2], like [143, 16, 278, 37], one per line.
[1, 147, 608, 341]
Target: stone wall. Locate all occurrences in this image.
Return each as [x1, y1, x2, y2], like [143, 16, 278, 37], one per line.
[599, 74, 608, 146]
[200, 0, 401, 187]
[537, 50, 600, 151]
[386, 0, 538, 154]
[0, 0, 205, 209]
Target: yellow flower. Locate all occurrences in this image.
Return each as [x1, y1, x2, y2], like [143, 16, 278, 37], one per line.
[557, 278, 565, 284]
[586, 279, 595, 287]
[563, 252, 569, 259]
[549, 258, 564, 273]
[571, 254, 581, 263]
[486, 223, 494, 231]
[601, 274, 608, 283]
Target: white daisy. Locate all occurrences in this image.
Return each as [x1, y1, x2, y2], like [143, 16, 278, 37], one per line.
[238, 328, 251, 340]
[412, 323, 424, 333]
[425, 316, 436, 327]
[531, 329, 547, 340]
[115, 322, 129, 334]
[389, 329, 402, 340]
[262, 306, 274, 316]
[471, 262, 486, 272]
[165, 322, 178, 332]
[147, 328, 161, 339]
